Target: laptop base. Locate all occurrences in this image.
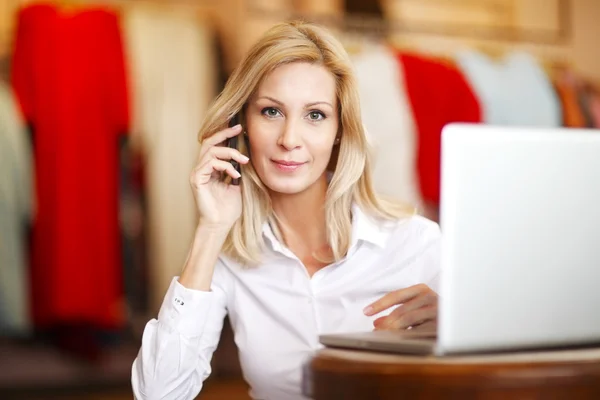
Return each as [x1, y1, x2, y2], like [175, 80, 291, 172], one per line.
[319, 330, 437, 356]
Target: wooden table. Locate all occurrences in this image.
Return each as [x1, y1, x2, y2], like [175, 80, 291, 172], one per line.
[303, 347, 600, 399]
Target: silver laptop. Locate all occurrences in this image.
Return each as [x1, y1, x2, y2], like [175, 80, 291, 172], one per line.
[320, 123, 600, 356]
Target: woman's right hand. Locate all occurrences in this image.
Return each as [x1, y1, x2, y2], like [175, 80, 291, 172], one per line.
[190, 124, 250, 230]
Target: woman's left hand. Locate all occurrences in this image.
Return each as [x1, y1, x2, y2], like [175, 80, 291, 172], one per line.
[363, 284, 438, 331]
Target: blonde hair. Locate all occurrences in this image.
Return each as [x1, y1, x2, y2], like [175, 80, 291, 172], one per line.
[197, 20, 414, 266]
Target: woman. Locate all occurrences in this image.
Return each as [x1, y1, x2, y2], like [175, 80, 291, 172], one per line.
[132, 21, 440, 400]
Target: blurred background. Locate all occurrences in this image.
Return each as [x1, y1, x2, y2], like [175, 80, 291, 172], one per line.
[0, 0, 599, 399]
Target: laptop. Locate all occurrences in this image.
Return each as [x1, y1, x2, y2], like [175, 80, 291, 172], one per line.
[319, 123, 600, 356]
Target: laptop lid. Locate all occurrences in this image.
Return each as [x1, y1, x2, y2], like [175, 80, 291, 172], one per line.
[436, 124, 600, 355]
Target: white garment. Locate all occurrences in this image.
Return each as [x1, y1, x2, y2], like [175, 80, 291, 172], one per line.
[456, 50, 562, 126]
[132, 205, 441, 400]
[123, 7, 218, 310]
[351, 45, 422, 208]
[0, 81, 33, 335]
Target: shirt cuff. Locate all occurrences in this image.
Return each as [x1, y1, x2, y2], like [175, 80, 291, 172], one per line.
[157, 277, 215, 337]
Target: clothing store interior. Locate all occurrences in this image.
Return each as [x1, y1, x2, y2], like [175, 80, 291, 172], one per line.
[0, 0, 599, 398]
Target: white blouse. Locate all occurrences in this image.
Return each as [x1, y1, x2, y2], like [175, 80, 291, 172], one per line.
[132, 205, 441, 400]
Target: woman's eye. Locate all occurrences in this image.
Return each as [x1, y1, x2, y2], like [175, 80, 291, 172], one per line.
[262, 107, 281, 118]
[308, 111, 325, 121]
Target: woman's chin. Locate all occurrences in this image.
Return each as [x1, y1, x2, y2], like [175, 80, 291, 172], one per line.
[262, 177, 311, 196]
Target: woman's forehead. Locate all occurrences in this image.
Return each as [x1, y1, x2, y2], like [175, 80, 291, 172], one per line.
[254, 62, 337, 106]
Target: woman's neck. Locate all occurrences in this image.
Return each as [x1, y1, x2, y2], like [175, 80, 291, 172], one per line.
[270, 175, 329, 253]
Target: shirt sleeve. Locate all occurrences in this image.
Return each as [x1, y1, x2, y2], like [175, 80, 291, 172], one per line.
[131, 260, 229, 400]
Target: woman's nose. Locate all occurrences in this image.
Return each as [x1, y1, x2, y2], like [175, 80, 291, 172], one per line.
[277, 119, 302, 150]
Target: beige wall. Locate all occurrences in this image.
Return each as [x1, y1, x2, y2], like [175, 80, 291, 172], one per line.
[380, 0, 599, 83]
[569, 0, 600, 83]
[0, 0, 17, 61]
[1, 1, 598, 83]
[232, 0, 600, 84]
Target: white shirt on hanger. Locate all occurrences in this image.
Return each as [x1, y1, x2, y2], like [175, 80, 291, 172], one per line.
[132, 205, 441, 400]
[123, 6, 218, 311]
[456, 50, 562, 126]
[0, 82, 33, 335]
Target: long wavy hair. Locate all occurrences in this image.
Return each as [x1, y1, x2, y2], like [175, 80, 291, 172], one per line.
[197, 20, 414, 266]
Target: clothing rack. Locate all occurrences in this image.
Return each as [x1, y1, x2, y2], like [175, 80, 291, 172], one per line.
[246, 0, 572, 45]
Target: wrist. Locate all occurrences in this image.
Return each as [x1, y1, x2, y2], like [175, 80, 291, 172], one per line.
[179, 223, 230, 291]
[196, 221, 232, 238]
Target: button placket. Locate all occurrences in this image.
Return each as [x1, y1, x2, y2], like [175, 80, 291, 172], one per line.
[309, 280, 322, 334]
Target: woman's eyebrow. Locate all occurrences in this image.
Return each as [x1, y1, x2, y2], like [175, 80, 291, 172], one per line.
[257, 96, 284, 106]
[305, 101, 333, 109]
[257, 96, 333, 109]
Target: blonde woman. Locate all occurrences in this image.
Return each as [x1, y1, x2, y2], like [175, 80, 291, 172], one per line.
[132, 21, 441, 400]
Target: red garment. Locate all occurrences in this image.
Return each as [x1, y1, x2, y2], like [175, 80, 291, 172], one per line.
[398, 53, 482, 205]
[11, 4, 129, 329]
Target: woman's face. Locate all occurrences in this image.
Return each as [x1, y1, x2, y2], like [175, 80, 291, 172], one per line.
[245, 62, 339, 196]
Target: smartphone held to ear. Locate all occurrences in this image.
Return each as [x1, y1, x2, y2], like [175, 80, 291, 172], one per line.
[224, 113, 246, 186]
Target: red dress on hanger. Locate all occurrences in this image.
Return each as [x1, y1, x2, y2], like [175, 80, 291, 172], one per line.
[398, 52, 482, 206]
[11, 4, 129, 329]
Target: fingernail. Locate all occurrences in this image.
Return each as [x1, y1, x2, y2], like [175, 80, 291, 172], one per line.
[232, 124, 242, 130]
[363, 306, 373, 315]
[241, 155, 249, 162]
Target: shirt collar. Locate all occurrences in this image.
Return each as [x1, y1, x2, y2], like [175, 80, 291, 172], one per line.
[262, 220, 284, 254]
[262, 203, 393, 253]
[350, 203, 393, 249]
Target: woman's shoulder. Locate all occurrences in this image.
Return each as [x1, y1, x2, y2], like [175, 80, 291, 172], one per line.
[398, 213, 440, 233]
[356, 202, 440, 249]
[386, 213, 441, 244]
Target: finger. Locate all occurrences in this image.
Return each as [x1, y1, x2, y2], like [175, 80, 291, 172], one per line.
[372, 293, 436, 329]
[410, 320, 437, 332]
[377, 305, 437, 330]
[208, 146, 249, 164]
[211, 159, 242, 179]
[191, 159, 241, 187]
[373, 314, 438, 331]
[198, 124, 243, 160]
[387, 290, 438, 319]
[193, 138, 248, 183]
[363, 284, 429, 316]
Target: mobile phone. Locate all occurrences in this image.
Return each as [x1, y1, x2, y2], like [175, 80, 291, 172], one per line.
[226, 113, 242, 185]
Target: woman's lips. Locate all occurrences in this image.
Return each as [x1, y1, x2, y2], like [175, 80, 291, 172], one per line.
[272, 159, 306, 172]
